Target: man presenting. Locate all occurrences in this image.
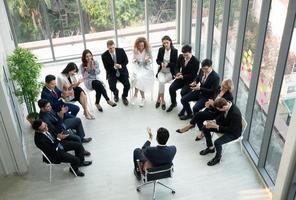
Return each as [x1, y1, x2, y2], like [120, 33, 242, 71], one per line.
[133, 127, 177, 180]
[102, 40, 130, 105]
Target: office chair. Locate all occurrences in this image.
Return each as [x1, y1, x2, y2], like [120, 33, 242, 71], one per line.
[136, 160, 175, 200]
[40, 150, 77, 183]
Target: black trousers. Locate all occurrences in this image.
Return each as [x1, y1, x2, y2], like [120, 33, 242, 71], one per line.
[190, 108, 218, 130]
[202, 127, 239, 157]
[133, 148, 147, 171]
[108, 75, 130, 98]
[169, 79, 191, 105]
[64, 117, 86, 141]
[91, 80, 109, 104]
[59, 141, 85, 171]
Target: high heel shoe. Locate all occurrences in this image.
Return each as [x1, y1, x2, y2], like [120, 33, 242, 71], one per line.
[107, 100, 117, 107]
[176, 125, 194, 133]
[95, 104, 103, 112]
[195, 133, 204, 141]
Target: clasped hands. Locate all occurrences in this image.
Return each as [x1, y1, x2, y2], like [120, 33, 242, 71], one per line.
[113, 63, 122, 70]
[57, 132, 69, 140]
[189, 81, 201, 91]
[204, 120, 219, 129]
[175, 72, 183, 79]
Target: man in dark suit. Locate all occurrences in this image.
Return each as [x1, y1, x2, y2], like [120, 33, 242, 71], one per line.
[32, 119, 92, 177]
[179, 59, 220, 120]
[166, 45, 199, 112]
[199, 98, 242, 166]
[102, 40, 130, 105]
[133, 127, 177, 180]
[41, 74, 80, 118]
[38, 99, 92, 144]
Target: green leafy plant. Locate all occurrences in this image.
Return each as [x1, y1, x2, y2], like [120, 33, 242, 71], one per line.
[8, 47, 43, 122]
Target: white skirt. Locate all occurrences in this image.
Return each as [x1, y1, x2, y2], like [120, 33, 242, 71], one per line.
[131, 63, 154, 92]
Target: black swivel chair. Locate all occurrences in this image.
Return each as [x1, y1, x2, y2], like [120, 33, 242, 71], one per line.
[136, 160, 175, 200]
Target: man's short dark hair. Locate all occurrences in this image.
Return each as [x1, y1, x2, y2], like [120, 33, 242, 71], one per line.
[45, 75, 56, 84]
[202, 59, 212, 68]
[32, 119, 42, 131]
[38, 99, 49, 109]
[213, 98, 228, 109]
[181, 45, 192, 53]
[107, 40, 115, 46]
[156, 127, 170, 145]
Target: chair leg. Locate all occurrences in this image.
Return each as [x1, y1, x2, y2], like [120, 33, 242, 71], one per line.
[137, 181, 153, 191]
[157, 181, 175, 193]
[68, 164, 77, 177]
[49, 164, 52, 183]
[153, 181, 157, 200]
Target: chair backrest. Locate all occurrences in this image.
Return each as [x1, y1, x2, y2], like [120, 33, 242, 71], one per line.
[145, 164, 174, 182]
[40, 150, 52, 164]
[241, 116, 247, 136]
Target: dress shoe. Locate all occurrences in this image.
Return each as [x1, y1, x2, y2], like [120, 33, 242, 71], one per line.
[114, 95, 119, 102]
[199, 147, 215, 155]
[155, 102, 160, 108]
[82, 137, 92, 143]
[178, 109, 185, 117]
[179, 114, 193, 120]
[207, 156, 221, 166]
[166, 104, 176, 112]
[134, 169, 141, 181]
[80, 160, 92, 167]
[139, 98, 145, 107]
[84, 150, 91, 156]
[161, 103, 166, 110]
[122, 97, 129, 105]
[95, 104, 103, 112]
[107, 100, 117, 107]
[69, 168, 84, 177]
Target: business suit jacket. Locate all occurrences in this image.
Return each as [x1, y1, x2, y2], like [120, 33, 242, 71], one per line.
[156, 47, 178, 77]
[101, 48, 129, 79]
[175, 55, 199, 84]
[39, 110, 65, 135]
[215, 104, 242, 138]
[41, 86, 63, 112]
[34, 131, 62, 163]
[142, 141, 177, 167]
[195, 69, 220, 99]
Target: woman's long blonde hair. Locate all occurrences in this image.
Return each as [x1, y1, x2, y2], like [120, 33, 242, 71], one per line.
[133, 37, 150, 54]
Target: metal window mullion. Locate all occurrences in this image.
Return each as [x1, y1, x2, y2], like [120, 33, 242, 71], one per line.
[180, 0, 192, 45]
[217, 0, 230, 79]
[195, 0, 203, 60]
[40, 1, 55, 62]
[3, 0, 18, 47]
[206, 0, 215, 58]
[77, 0, 86, 50]
[145, 0, 149, 41]
[232, 0, 249, 104]
[176, 0, 181, 44]
[258, 1, 296, 169]
[111, 0, 118, 46]
[244, 0, 272, 143]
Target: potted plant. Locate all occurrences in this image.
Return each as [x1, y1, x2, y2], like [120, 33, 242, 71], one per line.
[8, 47, 43, 124]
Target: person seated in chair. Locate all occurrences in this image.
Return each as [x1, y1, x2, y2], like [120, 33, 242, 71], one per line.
[32, 119, 92, 177]
[133, 127, 177, 180]
[38, 99, 92, 144]
[41, 74, 80, 119]
[199, 98, 242, 166]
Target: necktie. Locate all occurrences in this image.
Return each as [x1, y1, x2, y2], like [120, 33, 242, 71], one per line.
[113, 53, 120, 77]
[45, 132, 64, 151]
[51, 90, 58, 98]
[201, 74, 207, 84]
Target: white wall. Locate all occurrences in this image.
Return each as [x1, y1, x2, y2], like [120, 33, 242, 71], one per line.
[0, 0, 28, 176]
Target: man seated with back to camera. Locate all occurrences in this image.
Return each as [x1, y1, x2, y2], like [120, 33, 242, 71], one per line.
[199, 98, 242, 166]
[38, 99, 92, 144]
[32, 119, 92, 177]
[133, 127, 177, 180]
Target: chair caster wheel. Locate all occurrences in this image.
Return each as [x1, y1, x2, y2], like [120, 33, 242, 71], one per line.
[136, 188, 140, 192]
[172, 190, 176, 194]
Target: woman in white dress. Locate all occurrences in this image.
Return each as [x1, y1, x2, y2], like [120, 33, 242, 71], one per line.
[131, 37, 154, 107]
[57, 62, 95, 119]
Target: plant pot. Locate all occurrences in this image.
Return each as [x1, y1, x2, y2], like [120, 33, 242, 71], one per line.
[26, 112, 39, 125]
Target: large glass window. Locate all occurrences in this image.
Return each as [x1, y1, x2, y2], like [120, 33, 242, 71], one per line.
[47, 0, 84, 60]
[236, 0, 263, 116]
[224, 0, 241, 80]
[148, 0, 177, 46]
[212, 0, 223, 71]
[115, 0, 145, 49]
[200, 0, 209, 61]
[80, 0, 115, 55]
[265, 24, 296, 183]
[7, 0, 52, 62]
[249, 0, 287, 157]
[191, 0, 197, 52]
